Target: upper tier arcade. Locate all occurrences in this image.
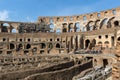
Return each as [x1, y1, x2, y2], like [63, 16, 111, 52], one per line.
[0, 7, 120, 33]
[38, 7, 120, 33]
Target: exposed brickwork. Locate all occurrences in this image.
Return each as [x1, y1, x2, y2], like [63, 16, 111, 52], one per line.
[113, 41, 120, 80]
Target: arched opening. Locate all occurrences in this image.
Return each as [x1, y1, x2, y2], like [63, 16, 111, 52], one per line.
[28, 38, 31, 42]
[11, 29, 17, 33]
[63, 17, 67, 21]
[56, 28, 62, 34]
[56, 43, 60, 48]
[97, 13, 100, 17]
[32, 47, 37, 53]
[82, 27, 86, 32]
[49, 23, 55, 32]
[86, 21, 94, 31]
[68, 23, 74, 32]
[62, 23, 67, 32]
[1, 23, 10, 32]
[107, 17, 115, 28]
[85, 39, 90, 49]
[75, 22, 80, 32]
[90, 39, 96, 49]
[114, 21, 119, 27]
[95, 20, 100, 30]
[104, 41, 109, 48]
[104, 41, 109, 44]
[103, 59, 108, 68]
[98, 41, 102, 46]
[10, 43, 15, 49]
[49, 18, 53, 23]
[100, 18, 108, 29]
[26, 44, 31, 49]
[48, 43, 53, 49]
[40, 43, 46, 49]
[94, 59, 97, 66]
[117, 37, 120, 41]
[112, 10, 116, 15]
[83, 16, 87, 21]
[17, 44, 23, 51]
[40, 50, 45, 54]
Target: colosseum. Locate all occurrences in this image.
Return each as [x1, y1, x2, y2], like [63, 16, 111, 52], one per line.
[0, 7, 120, 80]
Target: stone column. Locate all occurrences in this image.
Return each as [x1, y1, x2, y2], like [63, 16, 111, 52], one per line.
[45, 43, 48, 54]
[0, 24, 2, 32]
[7, 27, 11, 33]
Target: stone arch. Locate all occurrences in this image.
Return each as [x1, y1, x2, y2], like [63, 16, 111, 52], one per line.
[10, 43, 15, 49]
[107, 17, 115, 28]
[86, 21, 94, 31]
[85, 39, 90, 49]
[48, 43, 53, 49]
[90, 39, 96, 49]
[94, 59, 97, 66]
[56, 28, 62, 34]
[75, 22, 80, 32]
[104, 41, 109, 44]
[100, 18, 108, 29]
[11, 28, 17, 33]
[98, 41, 102, 46]
[114, 21, 119, 27]
[112, 9, 116, 15]
[82, 26, 86, 32]
[40, 43, 46, 49]
[16, 44, 23, 51]
[49, 23, 55, 32]
[62, 23, 67, 32]
[68, 23, 74, 32]
[95, 20, 100, 30]
[117, 37, 120, 41]
[103, 59, 108, 67]
[104, 41, 109, 48]
[56, 43, 60, 48]
[1, 23, 10, 32]
[26, 44, 31, 49]
[49, 18, 53, 23]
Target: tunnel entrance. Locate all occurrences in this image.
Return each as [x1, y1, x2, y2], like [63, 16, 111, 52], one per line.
[10, 43, 15, 49]
[56, 43, 60, 48]
[103, 59, 108, 68]
[26, 44, 31, 49]
[40, 43, 46, 49]
[85, 39, 90, 49]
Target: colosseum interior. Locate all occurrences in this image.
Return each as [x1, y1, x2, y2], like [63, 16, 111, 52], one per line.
[0, 7, 120, 80]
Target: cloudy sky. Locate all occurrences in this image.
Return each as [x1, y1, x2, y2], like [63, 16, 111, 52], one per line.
[0, 0, 120, 22]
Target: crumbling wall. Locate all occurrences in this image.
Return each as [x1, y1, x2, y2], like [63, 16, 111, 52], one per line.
[0, 61, 74, 80]
[25, 60, 92, 80]
[113, 41, 120, 80]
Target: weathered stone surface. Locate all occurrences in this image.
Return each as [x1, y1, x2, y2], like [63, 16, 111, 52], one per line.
[113, 42, 120, 80]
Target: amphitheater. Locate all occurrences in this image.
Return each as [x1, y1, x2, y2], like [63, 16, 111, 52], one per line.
[0, 7, 120, 80]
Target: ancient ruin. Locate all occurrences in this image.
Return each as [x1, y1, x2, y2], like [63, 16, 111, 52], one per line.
[0, 7, 120, 80]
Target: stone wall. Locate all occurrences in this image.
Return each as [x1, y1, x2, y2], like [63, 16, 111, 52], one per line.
[112, 41, 120, 80]
[0, 61, 74, 80]
[24, 60, 92, 80]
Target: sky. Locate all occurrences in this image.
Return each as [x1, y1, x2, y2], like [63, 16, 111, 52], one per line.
[0, 0, 120, 22]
